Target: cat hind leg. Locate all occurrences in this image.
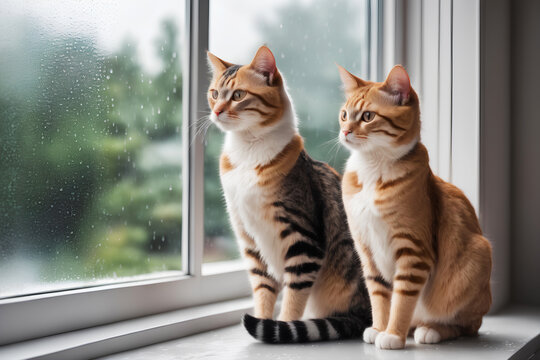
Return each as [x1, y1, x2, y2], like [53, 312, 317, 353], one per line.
[414, 323, 461, 344]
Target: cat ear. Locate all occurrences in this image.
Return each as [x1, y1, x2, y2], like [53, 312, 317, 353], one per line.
[336, 64, 368, 95]
[207, 51, 233, 74]
[249, 46, 277, 84]
[381, 65, 411, 105]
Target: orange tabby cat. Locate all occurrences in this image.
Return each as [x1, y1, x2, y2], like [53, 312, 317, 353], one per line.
[337, 64, 492, 349]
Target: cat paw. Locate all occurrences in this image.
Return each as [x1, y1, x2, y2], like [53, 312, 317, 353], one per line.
[375, 331, 405, 350]
[363, 327, 380, 344]
[414, 326, 441, 344]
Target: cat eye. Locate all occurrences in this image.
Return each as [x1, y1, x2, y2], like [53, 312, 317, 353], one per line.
[341, 110, 347, 121]
[232, 90, 246, 101]
[362, 111, 375, 122]
[211, 89, 219, 100]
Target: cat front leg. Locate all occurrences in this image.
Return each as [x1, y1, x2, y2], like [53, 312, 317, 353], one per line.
[244, 245, 279, 319]
[376, 234, 433, 349]
[278, 240, 324, 321]
[356, 243, 392, 343]
[231, 212, 279, 319]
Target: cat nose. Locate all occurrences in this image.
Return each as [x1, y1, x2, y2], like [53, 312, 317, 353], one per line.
[343, 129, 352, 136]
[214, 110, 222, 116]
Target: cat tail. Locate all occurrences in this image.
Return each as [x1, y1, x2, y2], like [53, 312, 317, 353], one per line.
[242, 313, 369, 343]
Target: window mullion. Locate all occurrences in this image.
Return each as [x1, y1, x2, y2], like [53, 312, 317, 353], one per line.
[186, 0, 210, 278]
[369, 0, 383, 81]
[438, 0, 453, 181]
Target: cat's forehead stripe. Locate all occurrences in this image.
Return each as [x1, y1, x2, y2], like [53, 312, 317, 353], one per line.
[223, 64, 241, 79]
[218, 64, 241, 88]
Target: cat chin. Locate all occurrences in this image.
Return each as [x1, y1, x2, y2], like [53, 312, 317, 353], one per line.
[340, 138, 370, 152]
[213, 121, 238, 132]
[211, 118, 244, 132]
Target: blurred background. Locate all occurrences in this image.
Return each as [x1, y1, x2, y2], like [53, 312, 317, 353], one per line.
[0, 0, 186, 297]
[0, 0, 369, 297]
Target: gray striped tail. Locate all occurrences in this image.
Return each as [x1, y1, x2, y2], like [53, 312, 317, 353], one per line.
[242, 313, 368, 343]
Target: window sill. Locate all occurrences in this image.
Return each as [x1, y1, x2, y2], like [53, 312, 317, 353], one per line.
[107, 305, 539, 360]
[0, 297, 253, 360]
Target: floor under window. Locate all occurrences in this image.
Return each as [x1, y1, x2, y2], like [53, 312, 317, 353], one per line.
[101, 306, 540, 360]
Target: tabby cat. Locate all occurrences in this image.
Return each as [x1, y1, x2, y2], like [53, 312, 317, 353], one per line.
[206, 46, 371, 343]
[337, 64, 492, 349]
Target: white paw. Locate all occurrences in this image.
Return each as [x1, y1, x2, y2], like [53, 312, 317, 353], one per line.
[363, 327, 380, 344]
[414, 326, 441, 344]
[375, 331, 405, 349]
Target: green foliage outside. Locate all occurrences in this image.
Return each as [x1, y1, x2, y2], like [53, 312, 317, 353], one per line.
[0, 19, 184, 285]
[0, 0, 366, 290]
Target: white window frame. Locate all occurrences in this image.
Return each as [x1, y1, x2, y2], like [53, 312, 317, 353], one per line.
[399, 0, 510, 312]
[0, 0, 382, 348]
[3, 0, 509, 356]
[0, 0, 252, 346]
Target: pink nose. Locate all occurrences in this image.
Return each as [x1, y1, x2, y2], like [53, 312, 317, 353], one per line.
[214, 111, 221, 116]
[343, 130, 351, 136]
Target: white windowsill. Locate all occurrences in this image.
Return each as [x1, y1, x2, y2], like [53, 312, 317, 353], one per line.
[0, 297, 253, 360]
[1, 302, 538, 360]
[102, 305, 540, 360]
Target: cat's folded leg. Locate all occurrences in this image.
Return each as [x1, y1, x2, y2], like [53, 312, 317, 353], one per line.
[414, 323, 461, 344]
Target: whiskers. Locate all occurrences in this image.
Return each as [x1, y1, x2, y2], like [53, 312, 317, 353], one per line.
[320, 133, 344, 165]
[190, 111, 214, 147]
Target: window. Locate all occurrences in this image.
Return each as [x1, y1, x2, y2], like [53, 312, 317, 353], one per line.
[203, 0, 371, 266]
[0, 1, 510, 358]
[0, 0, 186, 299]
[0, 0, 384, 348]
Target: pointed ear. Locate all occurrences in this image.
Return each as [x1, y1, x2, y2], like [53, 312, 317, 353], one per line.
[336, 64, 368, 95]
[381, 65, 411, 105]
[249, 46, 277, 84]
[207, 51, 233, 74]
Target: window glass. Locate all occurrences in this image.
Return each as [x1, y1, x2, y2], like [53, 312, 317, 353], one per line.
[0, 0, 186, 298]
[204, 0, 370, 264]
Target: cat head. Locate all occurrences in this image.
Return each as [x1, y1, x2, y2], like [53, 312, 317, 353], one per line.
[336, 65, 420, 157]
[207, 46, 287, 133]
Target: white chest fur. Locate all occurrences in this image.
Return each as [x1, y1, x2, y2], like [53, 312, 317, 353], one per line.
[343, 151, 409, 282]
[345, 178, 395, 282]
[221, 165, 285, 281]
[220, 120, 297, 282]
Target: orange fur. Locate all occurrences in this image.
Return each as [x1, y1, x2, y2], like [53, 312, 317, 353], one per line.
[255, 135, 303, 186]
[342, 171, 363, 195]
[206, 49, 372, 342]
[338, 65, 492, 347]
[219, 154, 234, 174]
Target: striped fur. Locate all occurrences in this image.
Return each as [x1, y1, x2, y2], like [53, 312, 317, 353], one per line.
[337, 65, 492, 349]
[242, 312, 368, 343]
[207, 47, 371, 343]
